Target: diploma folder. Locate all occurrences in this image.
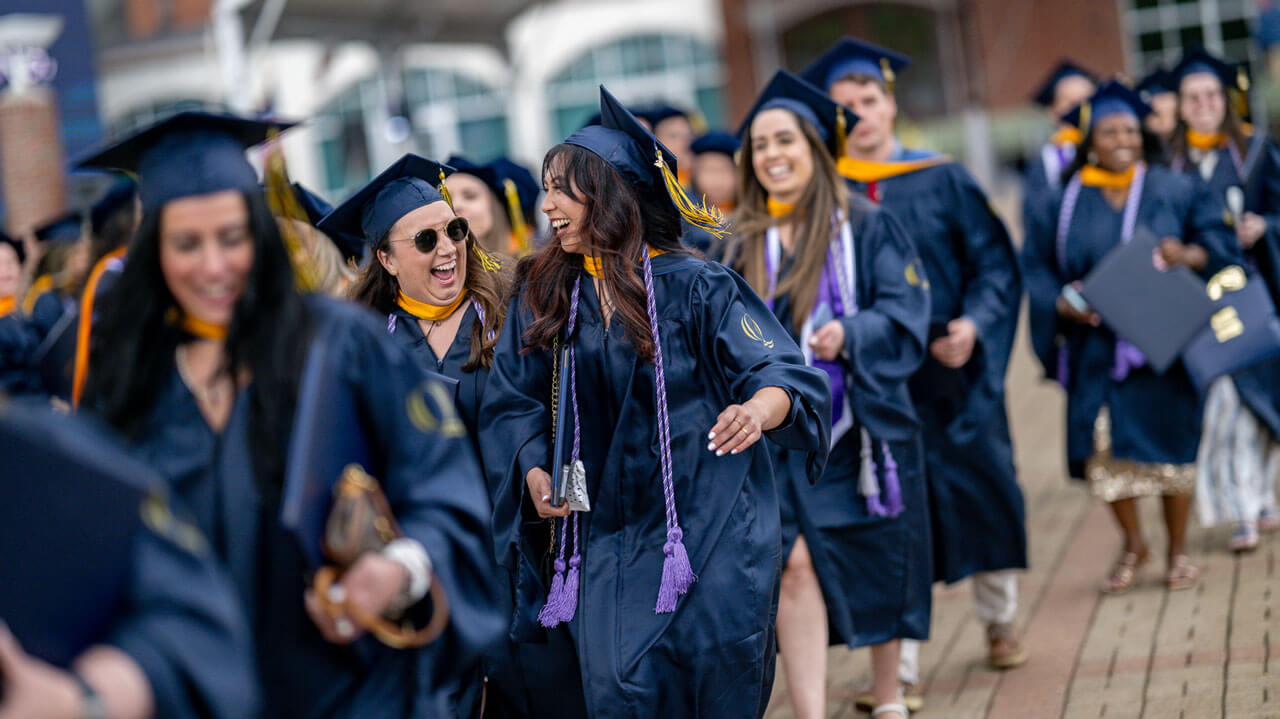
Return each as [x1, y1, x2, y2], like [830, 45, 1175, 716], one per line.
[1078, 227, 1217, 374]
[0, 403, 149, 668]
[281, 320, 458, 568]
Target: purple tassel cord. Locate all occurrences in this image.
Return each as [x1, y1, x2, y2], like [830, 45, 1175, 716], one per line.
[643, 250, 696, 613]
[539, 280, 585, 627]
[879, 441, 903, 516]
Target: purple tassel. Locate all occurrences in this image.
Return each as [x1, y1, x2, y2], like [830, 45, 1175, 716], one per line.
[559, 553, 581, 622]
[881, 441, 903, 517]
[386, 313, 397, 334]
[866, 493, 889, 517]
[538, 557, 568, 627]
[655, 526, 696, 613]
[1056, 344, 1069, 388]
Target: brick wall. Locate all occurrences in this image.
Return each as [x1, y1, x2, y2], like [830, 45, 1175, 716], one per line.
[0, 89, 66, 241]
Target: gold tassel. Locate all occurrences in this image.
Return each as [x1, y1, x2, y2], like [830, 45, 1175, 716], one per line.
[1079, 100, 1091, 135]
[504, 178, 531, 255]
[655, 147, 728, 239]
[437, 168, 455, 211]
[473, 242, 502, 273]
[836, 107, 849, 159]
[1238, 67, 1250, 92]
[880, 58, 895, 95]
[263, 133, 320, 292]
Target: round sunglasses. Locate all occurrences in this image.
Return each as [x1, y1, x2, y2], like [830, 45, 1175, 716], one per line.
[392, 217, 470, 254]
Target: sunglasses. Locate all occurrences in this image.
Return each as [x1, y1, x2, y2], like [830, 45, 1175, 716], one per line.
[392, 217, 470, 254]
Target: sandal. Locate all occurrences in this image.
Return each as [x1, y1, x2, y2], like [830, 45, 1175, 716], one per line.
[1165, 555, 1201, 591]
[871, 703, 909, 718]
[1229, 522, 1259, 553]
[1258, 507, 1280, 533]
[1100, 548, 1149, 594]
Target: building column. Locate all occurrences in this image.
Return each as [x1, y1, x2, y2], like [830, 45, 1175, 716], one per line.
[0, 86, 65, 241]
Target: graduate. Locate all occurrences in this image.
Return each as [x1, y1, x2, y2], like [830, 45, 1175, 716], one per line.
[721, 70, 930, 719]
[1165, 48, 1280, 551]
[77, 111, 502, 719]
[690, 130, 741, 214]
[1024, 61, 1099, 215]
[0, 231, 40, 396]
[24, 211, 89, 341]
[1136, 66, 1178, 152]
[0, 399, 259, 719]
[479, 86, 831, 718]
[1023, 81, 1240, 593]
[802, 37, 1028, 696]
[329, 154, 521, 717]
[444, 155, 541, 257]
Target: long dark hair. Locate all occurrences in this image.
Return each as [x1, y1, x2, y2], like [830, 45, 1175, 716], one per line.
[723, 112, 849, 329]
[516, 144, 684, 361]
[1168, 79, 1252, 162]
[1062, 118, 1166, 185]
[84, 190, 312, 484]
[348, 223, 509, 371]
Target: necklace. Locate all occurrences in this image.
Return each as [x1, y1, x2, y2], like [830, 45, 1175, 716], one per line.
[175, 344, 228, 407]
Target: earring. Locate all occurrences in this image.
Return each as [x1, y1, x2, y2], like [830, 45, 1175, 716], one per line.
[1087, 150, 1099, 165]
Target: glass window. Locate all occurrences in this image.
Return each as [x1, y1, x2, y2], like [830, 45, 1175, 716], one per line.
[1127, 0, 1257, 73]
[546, 33, 726, 142]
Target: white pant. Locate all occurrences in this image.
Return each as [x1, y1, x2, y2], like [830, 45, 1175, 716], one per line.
[898, 570, 1019, 684]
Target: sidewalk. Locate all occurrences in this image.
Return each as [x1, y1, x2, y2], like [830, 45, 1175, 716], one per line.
[764, 312, 1280, 719]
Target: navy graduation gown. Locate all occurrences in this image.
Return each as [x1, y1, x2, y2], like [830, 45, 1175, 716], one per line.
[1023, 165, 1243, 476]
[480, 254, 831, 718]
[28, 290, 71, 342]
[387, 302, 533, 718]
[0, 311, 40, 395]
[761, 201, 933, 648]
[109, 504, 261, 719]
[846, 150, 1027, 583]
[117, 296, 502, 719]
[1173, 134, 1280, 438]
[1022, 143, 1074, 263]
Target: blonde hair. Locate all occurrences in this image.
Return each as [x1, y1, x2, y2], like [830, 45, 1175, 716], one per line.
[275, 217, 356, 297]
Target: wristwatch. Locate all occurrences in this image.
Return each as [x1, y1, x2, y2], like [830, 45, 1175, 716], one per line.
[72, 672, 109, 719]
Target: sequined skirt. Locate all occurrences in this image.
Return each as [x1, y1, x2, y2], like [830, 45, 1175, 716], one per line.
[1087, 407, 1196, 502]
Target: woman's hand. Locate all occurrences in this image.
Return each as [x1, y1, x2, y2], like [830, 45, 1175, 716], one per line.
[708, 387, 790, 457]
[1056, 282, 1100, 326]
[929, 317, 978, 368]
[808, 320, 845, 362]
[1238, 212, 1267, 249]
[526, 467, 570, 519]
[0, 623, 82, 719]
[305, 553, 408, 645]
[1157, 237, 1208, 272]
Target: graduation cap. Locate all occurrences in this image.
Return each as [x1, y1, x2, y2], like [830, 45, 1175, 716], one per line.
[88, 175, 138, 236]
[447, 155, 540, 226]
[34, 212, 84, 245]
[75, 111, 294, 213]
[799, 36, 911, 94]
[1060, 80, 1152, 134]
[640, 104, 689, 128]
[1172, 47, 1248, 92]
[563, 86, 726, 238]
[1135, 66, 1175, 101]
[691, 130, 741, 157]
[316, 154, 455, 247]
[737, 70, 859, 159]
[0, 229, 24, 264]
[1031, 60, 1098, 107]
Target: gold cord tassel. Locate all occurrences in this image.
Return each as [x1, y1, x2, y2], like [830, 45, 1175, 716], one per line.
[437, 168, 455, 211]
[263, 133, 320, 292]
[836, 107, 849, 159]
[880, 58, 896, 95]
[1079, 100, 1091, 135]
[504, 178, 531, 255]
[655, 147, 728, 239]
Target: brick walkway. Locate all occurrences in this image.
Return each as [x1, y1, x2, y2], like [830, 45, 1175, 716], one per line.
[764, 311, 1280, 719]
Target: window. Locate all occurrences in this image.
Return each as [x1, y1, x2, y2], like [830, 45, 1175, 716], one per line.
[402, 68, 509, 163]
[1126, 0, 1257, 75]
[545, 33, 726, 141]
[314, 80, 375, 200]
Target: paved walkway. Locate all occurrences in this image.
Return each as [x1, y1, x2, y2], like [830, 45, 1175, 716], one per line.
[764, 306, 1280, 719]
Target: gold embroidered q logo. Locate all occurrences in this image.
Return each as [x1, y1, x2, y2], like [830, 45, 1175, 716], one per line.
[1206, 265, 1247, 301]
[407, 380, 467, 438]
[741, 313, 774, 349]
[905, 258, 929, 289]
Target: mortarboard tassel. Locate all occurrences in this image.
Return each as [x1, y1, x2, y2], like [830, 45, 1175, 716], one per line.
[880, 58, 896, 95]
[263, 137, 320, 291]
[504, 178, 532, 255]
[655, 148, 729, 240]
[538, 518, 571, 627]
[643, 249, 697, 612]
[880, 440, 903, 517]
[836, 107, 849, 159]
[860, 428, 889, 517]
[559, 517, 581, 623]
